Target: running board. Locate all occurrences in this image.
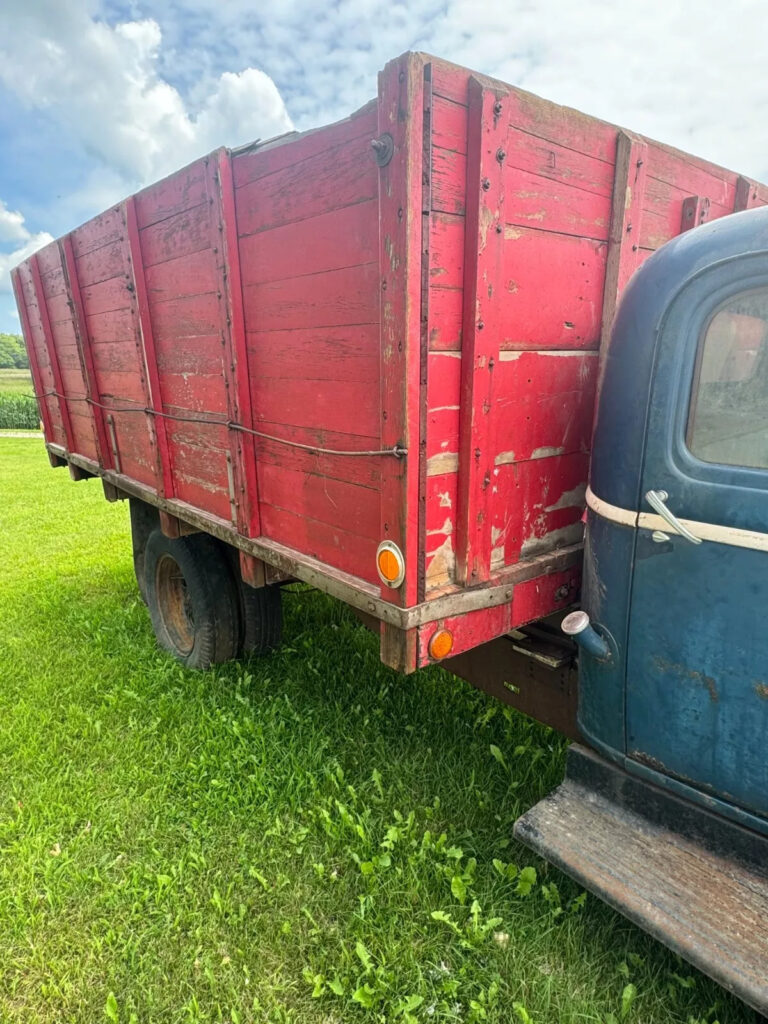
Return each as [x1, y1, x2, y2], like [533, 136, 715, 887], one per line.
[514, 745, 768, 1016]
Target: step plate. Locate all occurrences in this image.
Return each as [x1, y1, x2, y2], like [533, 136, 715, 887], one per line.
[514, 745, 768, 1016]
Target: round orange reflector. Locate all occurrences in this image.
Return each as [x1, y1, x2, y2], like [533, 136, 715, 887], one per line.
[375, 541, 405, 588]
[378, 548, 400, 581]
[429, 628, 454, 660]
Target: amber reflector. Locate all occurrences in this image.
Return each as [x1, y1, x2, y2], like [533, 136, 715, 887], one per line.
[376, 541, 405, 588]
[428, 629, 454, 660]
[378, 548, 400, 581]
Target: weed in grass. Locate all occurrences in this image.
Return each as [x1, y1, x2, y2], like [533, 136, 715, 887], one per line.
[0, 438, 758, 1024]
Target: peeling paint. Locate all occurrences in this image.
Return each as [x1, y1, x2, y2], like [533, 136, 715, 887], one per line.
[427, 517, 453, 537]
[504, 226, 523, 240]
[546, 483, 587, 513]
[438, 491, 452, 508]
[755, 682, 768, 700]
[427, 452, 459, 476]
[520, 521, 583, 559]
[426, 534, 456, 586]
[531, 445, 565, 460]
[479, 205, 495, 251]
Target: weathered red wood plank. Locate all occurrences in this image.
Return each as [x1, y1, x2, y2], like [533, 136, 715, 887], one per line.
[255, 431, 381, 490]
[242, 263, 379, 333]
[493, 351, 597, 462]
[260, 503, 379, 585]
[173, 468, 233, 522]
[144, 248, 219, 303]
[60, 234, 111, 468]
[232, 101, 377, 188]
[499, 227, 607, 350]
[252, 377, 380, 438]
[429, 212, 464, 288]
[599, 131, 649, 374]
[11, 267, 56, 442]
[85, 307, 136, 343]
[377, 52, 427, 608]
[258, 462, 379, 539]
[207, 148, 261, 533]
[425, 470, 458, 590]
[44, 290, 78, 326]
[135, 161, 208, 229]
[152, 331, 222, 376]
[506, 127, 615, 198]
[428, 286, 463, 351]
[93, 369, 149, 404]
[29, 253, 76, 453]
[160, 372, 229, 416]
[246, 326, 379, 383]
[90, 338, 143, 373]
[149, 292, 221, 339]
[505, 168, 611, 240]
[139, 202, 212, 268]
[432, 146, 468, 216]
[124, 196, 173, 497]
[432, 95, 468, 154]
[490, 451, 589, 567]
[75, 240, 126, 288]
[80, 274, 133, 317]
[455, 77, 509, 586]
[71, 207, 123, 258]
[238, 200, 379, 286]
[235, 136, 377, 238]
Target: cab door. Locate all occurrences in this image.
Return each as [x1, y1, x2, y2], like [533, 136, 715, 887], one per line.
[626, 259, 768, 819]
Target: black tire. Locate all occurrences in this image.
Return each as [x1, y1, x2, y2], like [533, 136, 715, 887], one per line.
[144, 530, 240, 669]
[239, 580, 283, 655]
[129, 498, 160, 604]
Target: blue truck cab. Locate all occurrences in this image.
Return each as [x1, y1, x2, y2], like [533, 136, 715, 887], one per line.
[515, 206, 768, 1015]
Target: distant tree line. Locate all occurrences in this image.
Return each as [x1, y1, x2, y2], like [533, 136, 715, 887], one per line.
[0, 334, 29, 369]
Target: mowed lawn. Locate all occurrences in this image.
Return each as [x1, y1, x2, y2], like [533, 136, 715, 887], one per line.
[0, 439, 753, 1024]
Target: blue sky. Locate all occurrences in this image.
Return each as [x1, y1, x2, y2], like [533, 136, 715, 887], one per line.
[2, 0, 768, 332]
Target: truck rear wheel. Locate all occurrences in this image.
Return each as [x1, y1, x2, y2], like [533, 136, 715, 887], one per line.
[144, 531, 240, 669]
[239, 580, 282, 656]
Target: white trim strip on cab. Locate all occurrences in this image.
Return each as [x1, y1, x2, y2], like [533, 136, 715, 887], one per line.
[585, 485, 768, 553]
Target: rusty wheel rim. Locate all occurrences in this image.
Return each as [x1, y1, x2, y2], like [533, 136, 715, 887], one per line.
[155, 553, 195, 656]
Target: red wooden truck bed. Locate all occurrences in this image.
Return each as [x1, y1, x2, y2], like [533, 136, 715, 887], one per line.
[13, 51, 768, 672]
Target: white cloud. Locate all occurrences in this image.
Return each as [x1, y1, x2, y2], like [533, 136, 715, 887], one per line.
[0, 203, 54, 294]
[0, 201, 33, 245]
[0, 3, 293, 187]
[156, 0, 768, 180]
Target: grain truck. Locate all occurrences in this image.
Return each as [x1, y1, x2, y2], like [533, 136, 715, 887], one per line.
[12, 51, 768, 1014]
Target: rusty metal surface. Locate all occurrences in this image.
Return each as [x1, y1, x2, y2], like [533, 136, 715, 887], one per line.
[515, 745, 768, 1016]
[447, 635, 580, 740]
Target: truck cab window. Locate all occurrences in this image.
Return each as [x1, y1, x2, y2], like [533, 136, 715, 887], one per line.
[687, 287, 768, 468]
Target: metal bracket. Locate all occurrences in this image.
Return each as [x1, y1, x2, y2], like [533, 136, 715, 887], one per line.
[681, 195, 710, 232]
[371, 133, 394, 167]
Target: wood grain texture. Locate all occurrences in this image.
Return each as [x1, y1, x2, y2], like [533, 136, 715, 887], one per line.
[60, 235, 110, 467]
[125, 196, 173, 498]
[455, 77, 509, 586]
[377, 52, 427, 608]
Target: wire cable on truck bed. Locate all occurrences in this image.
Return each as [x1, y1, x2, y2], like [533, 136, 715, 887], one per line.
[22, 390, 408, 459]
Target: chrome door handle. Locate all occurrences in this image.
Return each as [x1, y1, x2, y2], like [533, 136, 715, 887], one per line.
[644, 490, 702, 545]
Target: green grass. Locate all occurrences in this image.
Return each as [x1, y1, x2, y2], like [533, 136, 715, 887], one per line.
[0, 439, 754, 1024]
[0, 368, 34, 394]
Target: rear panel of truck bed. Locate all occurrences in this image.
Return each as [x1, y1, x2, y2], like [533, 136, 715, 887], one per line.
[13, 51, 768, 671]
